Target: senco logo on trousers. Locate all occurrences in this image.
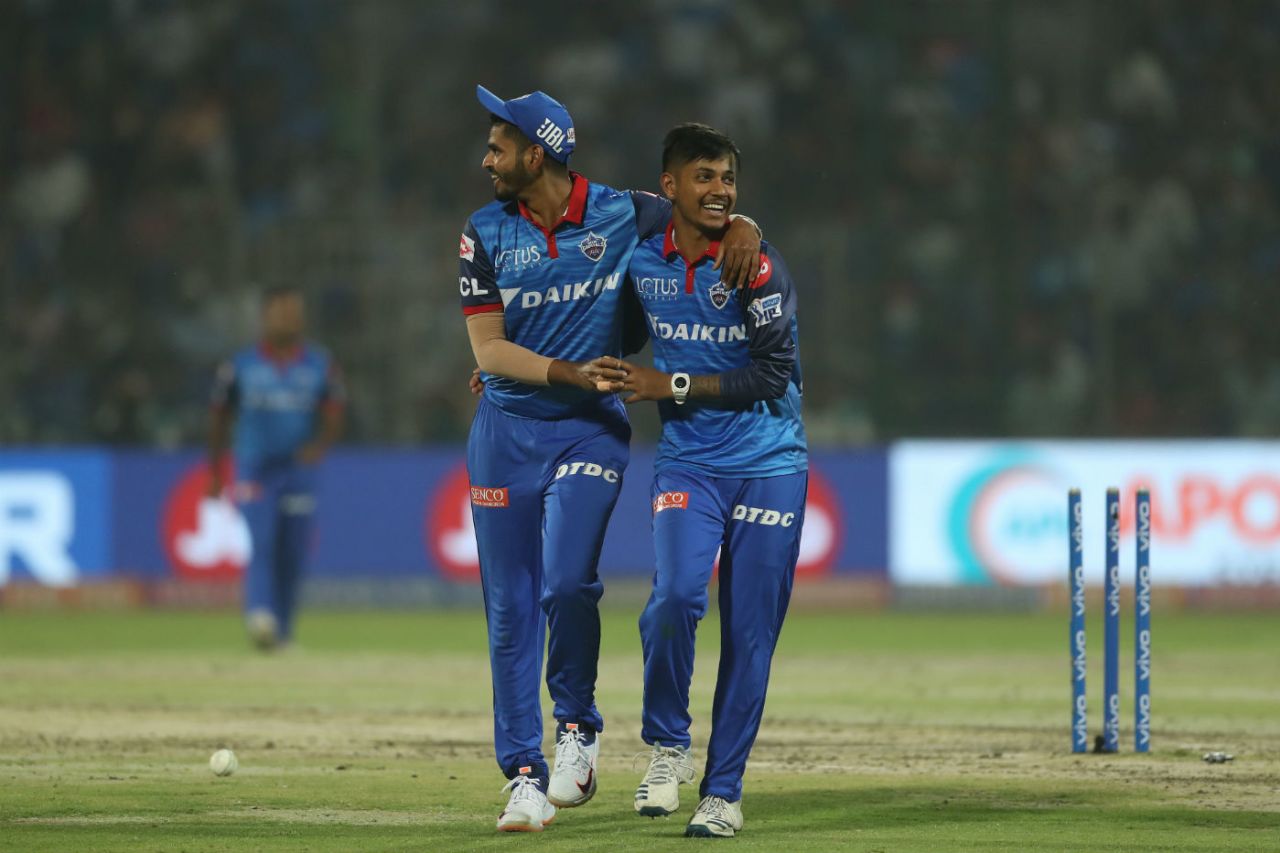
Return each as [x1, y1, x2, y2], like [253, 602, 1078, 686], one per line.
[555, 461, 619, 483]
[653, 491, 689, 514]
[732, 504, 796, 527]
[470, 486, 509, 508]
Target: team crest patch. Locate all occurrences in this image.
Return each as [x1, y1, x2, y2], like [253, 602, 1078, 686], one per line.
[579, 231, 607, 262]
[459, 232, 475, 261]
[708, 280, 731, 309]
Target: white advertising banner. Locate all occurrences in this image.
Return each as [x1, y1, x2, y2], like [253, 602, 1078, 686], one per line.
[889, 441, 1280, 586]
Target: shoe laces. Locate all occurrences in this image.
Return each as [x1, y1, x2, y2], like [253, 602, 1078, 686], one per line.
[699, 795, 733, 822]
[635, 744, 696, 786]
[501, 774, 544, 804]
[554, 728, 590, 770]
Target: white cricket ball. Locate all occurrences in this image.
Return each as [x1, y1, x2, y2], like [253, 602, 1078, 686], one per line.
[209, 748, 238, 777]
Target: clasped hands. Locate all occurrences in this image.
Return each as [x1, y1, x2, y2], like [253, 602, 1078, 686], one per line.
[562, 357, 670, 404]
[469, 359, 669, 402]
[468, 357, 671, 402]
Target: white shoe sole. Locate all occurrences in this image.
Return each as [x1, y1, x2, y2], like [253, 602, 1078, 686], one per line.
[496, 814, 555, 832]
[637, 803, 677, 817]
[547, 772, 596, 808]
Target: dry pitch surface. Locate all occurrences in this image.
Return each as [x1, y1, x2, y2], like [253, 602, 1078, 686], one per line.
[1, 607, 1278, 852]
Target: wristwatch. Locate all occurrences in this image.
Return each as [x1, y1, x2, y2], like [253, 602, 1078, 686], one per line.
[671, 372, 690, 405]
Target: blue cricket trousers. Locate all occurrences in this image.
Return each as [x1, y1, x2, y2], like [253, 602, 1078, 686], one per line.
[467, 397, 629, 780]
[239, 462, 316, 641]
[640, 467, 807, 802]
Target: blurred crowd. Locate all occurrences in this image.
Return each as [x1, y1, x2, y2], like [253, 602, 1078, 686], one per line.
[3, 0, 1279, 446]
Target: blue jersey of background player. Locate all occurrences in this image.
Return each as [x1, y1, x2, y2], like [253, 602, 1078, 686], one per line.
[593, 123, 806, 839]
[207, 286, 345, 651]
[460, 87, 762, 833]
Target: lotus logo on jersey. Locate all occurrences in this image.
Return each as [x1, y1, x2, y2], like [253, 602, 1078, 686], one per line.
[494, 245, 543, 272]
[460, 232, 475, 261]
[653, 491, 689, 514]
[732, 504, 796, 526]
[635, 276, 680, 300]
[470, 486, 509, 508]
[579, 231, 607, 262]
[708, 281, 731, 309]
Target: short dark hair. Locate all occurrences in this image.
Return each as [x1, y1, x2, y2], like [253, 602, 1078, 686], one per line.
[490, 115, 532, 151]
[661, 123, 741, 173]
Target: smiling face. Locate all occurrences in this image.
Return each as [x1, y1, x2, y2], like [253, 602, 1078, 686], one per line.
[482, 122, 536, 202]
[662, 156, 738, 236]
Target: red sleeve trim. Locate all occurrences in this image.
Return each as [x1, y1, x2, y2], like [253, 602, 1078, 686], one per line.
[462, 303, 504, 316]
[748, 252, 774, 288]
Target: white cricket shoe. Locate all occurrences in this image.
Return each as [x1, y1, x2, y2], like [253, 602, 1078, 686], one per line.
[496, 772, 556, 832]
[634, 744, 696, 816]
[547, 723, 598, 808]
[685, 796, 744, 838]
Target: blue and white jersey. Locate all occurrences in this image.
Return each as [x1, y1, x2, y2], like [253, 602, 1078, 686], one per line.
[460, 174, 669, 420]
[629, 221, 806, 478]
[211, 343, 345, 474]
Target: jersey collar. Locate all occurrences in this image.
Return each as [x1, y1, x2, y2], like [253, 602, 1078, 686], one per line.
[517, 171, 589, 230]
[258, 340, 305, 367]
[662, 219, 720, 266]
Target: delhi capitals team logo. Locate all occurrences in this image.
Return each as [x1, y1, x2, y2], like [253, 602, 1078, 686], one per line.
[708, 280, 731, 309]
[579, 231, 607, 262]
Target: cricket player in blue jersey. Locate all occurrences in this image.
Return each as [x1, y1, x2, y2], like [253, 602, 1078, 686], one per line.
[593, 123, 807, 838]
[207, 286, 345, 651]
[460, 87, 762, 832]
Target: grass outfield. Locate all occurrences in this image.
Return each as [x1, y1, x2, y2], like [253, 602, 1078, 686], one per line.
[1, 606, 1277, 852]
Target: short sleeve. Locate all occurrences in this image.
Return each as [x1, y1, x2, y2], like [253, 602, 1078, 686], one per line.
[630, 191, 672, 241]
[460, 218, 502, 315]
[742, 246, 797, 353]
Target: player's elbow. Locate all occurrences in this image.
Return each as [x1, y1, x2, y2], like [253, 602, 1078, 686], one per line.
[760, 375, 789, 400]
[472, 341, 504, 377]
[754, 362, 792, 400]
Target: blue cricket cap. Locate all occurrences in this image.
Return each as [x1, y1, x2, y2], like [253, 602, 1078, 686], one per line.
[476, 85, 575, 164]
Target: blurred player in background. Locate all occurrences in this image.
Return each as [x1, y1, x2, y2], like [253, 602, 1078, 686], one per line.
[592, 123, 807, 838]
[460, 87, 761, 832]
[207, 286, 345, 651]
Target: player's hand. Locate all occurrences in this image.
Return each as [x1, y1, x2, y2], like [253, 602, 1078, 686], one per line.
[583, 356, 630, 392]
[714, 216, 762, 289]
[618, 362, 670, 404]
[549, 357, 629, 392]
[469, 367, 484, 396]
